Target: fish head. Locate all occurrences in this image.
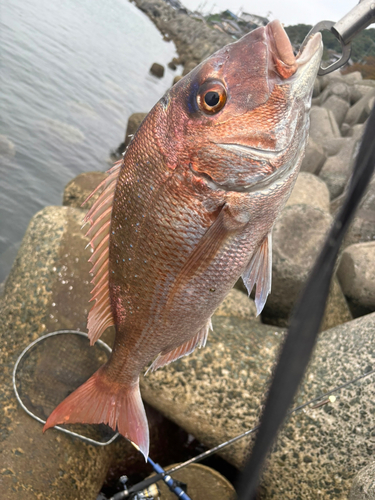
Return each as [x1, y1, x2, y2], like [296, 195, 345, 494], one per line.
[156, 20, 323, 192]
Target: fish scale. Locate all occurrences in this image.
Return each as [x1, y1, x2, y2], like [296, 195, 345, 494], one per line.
[44, 20, 323, 460]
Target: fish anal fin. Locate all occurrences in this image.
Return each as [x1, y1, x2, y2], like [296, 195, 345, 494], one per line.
[147, 319, 212, 373]
[43, 367, 149, 460]
[242, 232, 272, 316]
[83, 162, 122, 343]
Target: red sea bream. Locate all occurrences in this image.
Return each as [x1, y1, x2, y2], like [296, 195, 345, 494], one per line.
[44, 21, 323, 459]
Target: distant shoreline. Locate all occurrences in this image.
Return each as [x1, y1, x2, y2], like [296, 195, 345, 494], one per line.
[131, 0, 232, 73]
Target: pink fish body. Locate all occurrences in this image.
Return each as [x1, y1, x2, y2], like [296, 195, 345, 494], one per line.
[44, 21, 322, 459]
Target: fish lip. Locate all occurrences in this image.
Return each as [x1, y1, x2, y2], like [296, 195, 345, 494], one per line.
[265, 21, 322, 79]
[267, 20, 296, 67]
[295, 32, 322, 67]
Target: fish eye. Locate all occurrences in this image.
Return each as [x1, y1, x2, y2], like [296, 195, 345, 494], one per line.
[197, 81, 227, 114]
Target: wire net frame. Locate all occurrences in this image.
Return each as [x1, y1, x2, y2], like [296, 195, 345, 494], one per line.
[13, 329, 119, 446]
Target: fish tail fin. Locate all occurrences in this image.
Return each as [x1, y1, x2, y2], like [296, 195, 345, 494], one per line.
[43, 367, 149, 459]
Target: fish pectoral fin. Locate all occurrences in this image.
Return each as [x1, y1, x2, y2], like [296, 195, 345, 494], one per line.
[242, 232, 272, 316]
[166, 204, 244, 309]
[146, 319, 213, 374]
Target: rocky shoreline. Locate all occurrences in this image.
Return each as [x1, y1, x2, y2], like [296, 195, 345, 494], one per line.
[1, 3, 375, 499]
[132, 0, 232, 73]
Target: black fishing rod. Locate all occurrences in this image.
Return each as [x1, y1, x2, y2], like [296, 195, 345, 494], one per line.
[237, 1, 375, 495]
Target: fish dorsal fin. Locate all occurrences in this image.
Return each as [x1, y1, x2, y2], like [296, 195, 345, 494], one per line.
[82, 160, 122, 345]
[146, 319, 213, 374]
[242, 232, 272, 316]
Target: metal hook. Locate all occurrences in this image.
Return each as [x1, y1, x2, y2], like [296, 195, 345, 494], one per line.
[300, 0, 375, 76]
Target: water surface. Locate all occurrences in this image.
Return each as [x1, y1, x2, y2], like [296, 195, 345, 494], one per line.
[0, 0, 178, 282]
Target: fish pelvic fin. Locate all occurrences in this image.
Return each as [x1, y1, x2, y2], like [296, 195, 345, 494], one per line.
[82, 161, 123, 345]
[43, 367, 149, 460]
[242, 232, 272, 316]
[147, 319, 213, 374]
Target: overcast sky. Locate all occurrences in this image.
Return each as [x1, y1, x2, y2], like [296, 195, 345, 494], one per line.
[181, 0, 361, 27]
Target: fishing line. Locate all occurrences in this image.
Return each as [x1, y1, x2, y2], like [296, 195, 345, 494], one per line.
[13, 330, 119, 446]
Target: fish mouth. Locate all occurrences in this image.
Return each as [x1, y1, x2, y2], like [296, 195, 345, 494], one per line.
[266, 20, 322, 78]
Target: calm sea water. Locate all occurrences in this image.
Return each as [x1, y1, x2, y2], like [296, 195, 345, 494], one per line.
[0, 0, 178, 282]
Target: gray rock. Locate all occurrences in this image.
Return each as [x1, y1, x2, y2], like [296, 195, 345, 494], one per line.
[342, 71, 362, 85]
[182, 60, 198, 76]
[319, 133, 361, 199]
[150, 62, 165, 78]
[300, 137, 326, 175]
[322, 136, 350, 156]
[344, 88, 375, 126]
[322, 94, 350, 127]
[350, 462, 375, 500]
[341, 122, 353, 136]
[264, 204, 333, 323]
[309, 106, 341, 145]
[312, 77, 321, 98]
[141, 305, 375, 498]
[124, 112, 148, 149]
[215, 288, 258, 321]
[337, 242, 375, 317]
[173, 75, 183, 85]
[330, 191, 347, 216]
[63, 171, 107, 209]
[141, 316, 285, 470]
[285, 172, 330, 212]
[319, 70, 344, 91]
[344, 171, 375, 248]
[321, 276, 353, 331]
[350, 83, 375, 104]
[320, 81, 350, 105]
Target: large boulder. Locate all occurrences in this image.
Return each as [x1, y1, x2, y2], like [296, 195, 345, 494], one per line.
[123, 112, 148, 149]
[344, 175, 375, 248]
[308, 106, 341, 146]
[350, 83, 375, 104]
[319, 125, 364, 199]
[344, 88, 375, 126]
[262, 204, 351, 328]
[350, 462, 375, 500]
[215, 288, 258, 321]
[337, 242, 375, 317]
[63, 171, 106, 209]
[150, 62, 165, 78]
[319, 80, 350, 105]
[299, 137, 327, 175]
[141, 307, 375, 499]
[285, 172, 330, 212]
[342, 71, 362, 86]
[322, 94, 350, 127]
